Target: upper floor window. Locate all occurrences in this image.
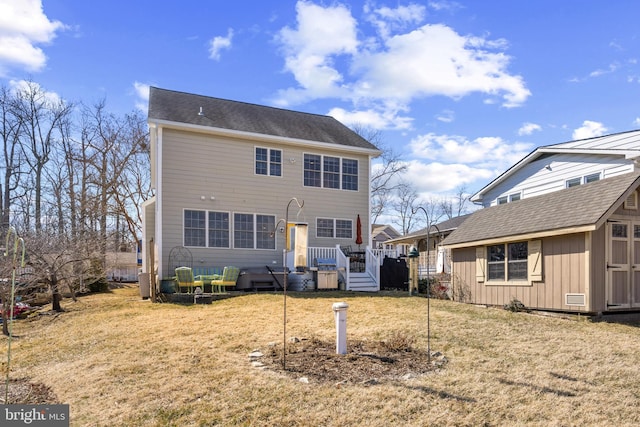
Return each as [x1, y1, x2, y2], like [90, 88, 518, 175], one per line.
[255, 147, 282, 177]
[497, 192, 521, 205]
[566, 172, 600, 188]
[304, 154, 358, 191]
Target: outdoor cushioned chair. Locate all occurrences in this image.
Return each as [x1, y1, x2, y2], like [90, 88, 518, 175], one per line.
[174, 267, 204, 293]
[210, 266, 240, 293]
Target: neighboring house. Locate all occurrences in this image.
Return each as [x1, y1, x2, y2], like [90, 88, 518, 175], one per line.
[371, 224, 402, 249]
[471, 129, 640, 207]
[142, 87, 382, 291]
[384, 215, 471, 276]
[445, 129, 640, 316]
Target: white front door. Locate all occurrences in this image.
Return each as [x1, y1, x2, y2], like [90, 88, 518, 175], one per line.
[606, 220, 640, 308]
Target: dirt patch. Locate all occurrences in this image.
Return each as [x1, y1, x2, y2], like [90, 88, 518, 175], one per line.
[260, 337, 445, 385]
[1, 378, 58, 404]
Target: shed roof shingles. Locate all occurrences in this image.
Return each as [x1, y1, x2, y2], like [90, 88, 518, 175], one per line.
[445, 172, 640, 246]
[148, 87, 379, 151]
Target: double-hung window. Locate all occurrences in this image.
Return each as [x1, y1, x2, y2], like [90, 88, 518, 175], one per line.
[184, 210, 273, 249]
[255, 147, 282, 176]
[234, 213, 276, 249]
[316, 218, 353, 239]
[184, 210, 206, 247]
[304, 154, 358, 191]
[208, 212, 229, 248]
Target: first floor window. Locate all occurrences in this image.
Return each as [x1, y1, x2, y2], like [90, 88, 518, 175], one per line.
[317, 218, 334, 238]
[184, 210, 206, 247]
[336, 219, 353, 238]
[317, 218, 353, 239]
[487, 242, 528, 281]
[208, 212, 229, 248]
[256, 215, 276, 249]
[234, 213, 277, 249]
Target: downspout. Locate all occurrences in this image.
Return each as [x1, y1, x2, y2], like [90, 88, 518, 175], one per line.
[155, 125, 164, 281]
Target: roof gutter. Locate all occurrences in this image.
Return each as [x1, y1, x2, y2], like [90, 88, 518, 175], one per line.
[147, 118, 382, 157]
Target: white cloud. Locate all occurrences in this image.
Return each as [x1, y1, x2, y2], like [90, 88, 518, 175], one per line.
[589, 62, 620, 78]
[364, 3, 426, 39]
[209, 28, 234, 61]
[329, 106, 413, 130]
[133, 81, 150, 112]
[9, 79, 61, 104]
[518, 122, 541, 136]
[572, 120, 608, 140]
[0, 0, 66, 76]
[401, 159, 495, 194]
[436, 109, 454, 123]
[408, 132, 533, 169]
[273, 1, 530, 122]
[634, 117, 640, 127]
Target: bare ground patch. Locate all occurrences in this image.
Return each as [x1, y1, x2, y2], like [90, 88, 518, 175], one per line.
[259, 336, 446, 385]
[1, 378, 59, 404]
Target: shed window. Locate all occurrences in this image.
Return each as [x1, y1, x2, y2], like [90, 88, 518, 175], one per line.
[487, 242, 528, 281]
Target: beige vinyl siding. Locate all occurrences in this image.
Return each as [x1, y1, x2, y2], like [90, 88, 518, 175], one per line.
[452, 233, 590, 312]
[159, 128, 371, 275]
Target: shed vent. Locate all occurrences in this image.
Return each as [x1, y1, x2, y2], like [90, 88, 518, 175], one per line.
[565, 293, 586, 306]
[624, 191, 638, 210]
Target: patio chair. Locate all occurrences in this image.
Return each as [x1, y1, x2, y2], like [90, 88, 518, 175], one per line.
[210, 266, 240, 293]
[174, 267, 204, 293]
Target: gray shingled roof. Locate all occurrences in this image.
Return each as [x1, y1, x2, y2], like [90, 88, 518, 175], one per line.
[384, 214, 472, 245]
[148, 87, 380, 151]
[445, 172, 640, 247]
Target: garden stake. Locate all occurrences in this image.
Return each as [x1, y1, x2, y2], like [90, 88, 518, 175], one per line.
[3, 227, 26, 404]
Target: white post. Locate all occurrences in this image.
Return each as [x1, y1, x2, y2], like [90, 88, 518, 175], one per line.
[332, 302, 349, 354]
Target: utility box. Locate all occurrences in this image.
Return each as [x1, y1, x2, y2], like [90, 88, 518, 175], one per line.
[315, 258, 338, 290]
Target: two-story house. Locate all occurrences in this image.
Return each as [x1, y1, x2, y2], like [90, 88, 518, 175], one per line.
[142, 87, 381, 293]
[444, 129, 640, 317]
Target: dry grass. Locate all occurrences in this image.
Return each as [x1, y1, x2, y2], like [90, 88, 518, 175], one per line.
[2, 286, 640, 426]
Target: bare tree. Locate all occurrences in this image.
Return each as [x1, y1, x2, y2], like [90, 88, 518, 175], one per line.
[439, 185, 470, 219]
[390, 181, 421, 234]
[351, 125, 407, 224]
[0, 86, 25, 236]
[13, 80, 73, 234]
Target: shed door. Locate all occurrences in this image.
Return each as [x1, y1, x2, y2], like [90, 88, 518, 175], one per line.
[606, 220, 640, 308]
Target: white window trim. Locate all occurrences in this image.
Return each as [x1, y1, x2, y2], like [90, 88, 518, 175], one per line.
[254, 146, 282, 177]
[232, 211, 277, 250]
[303, 152, 359, 191]
[183, 209, 232, 248]
[316, 217, 354, 239]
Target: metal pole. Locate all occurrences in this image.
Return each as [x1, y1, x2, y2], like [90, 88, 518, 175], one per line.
[412, 206, 432, 363]
[280, 197, 304, 370]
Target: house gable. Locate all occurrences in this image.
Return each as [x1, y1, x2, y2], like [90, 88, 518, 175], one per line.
[471, 129, 640, 207]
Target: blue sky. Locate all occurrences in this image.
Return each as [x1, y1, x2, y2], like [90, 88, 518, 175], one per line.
[2, 0, 640, 208]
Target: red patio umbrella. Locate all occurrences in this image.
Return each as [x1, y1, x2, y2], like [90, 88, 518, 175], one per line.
[355, 214, 363, 246]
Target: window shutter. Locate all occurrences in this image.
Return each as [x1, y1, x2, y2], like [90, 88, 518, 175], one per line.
[528, 240, 542, 281]
[475, 247, 485, 282]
